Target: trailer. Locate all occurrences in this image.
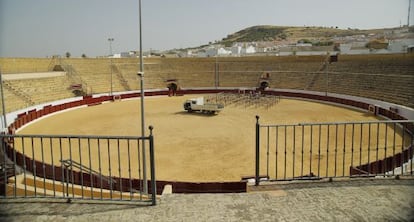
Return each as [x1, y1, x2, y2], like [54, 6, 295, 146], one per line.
[183, 97, 224, 114]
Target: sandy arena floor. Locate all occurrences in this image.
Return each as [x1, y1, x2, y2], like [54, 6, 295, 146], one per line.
[16, 95, 388, 182]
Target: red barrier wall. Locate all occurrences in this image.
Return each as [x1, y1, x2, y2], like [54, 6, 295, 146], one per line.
[350, 145, 413, 176]
[7, 89, 413, 193]
[12, 89, 411, 132]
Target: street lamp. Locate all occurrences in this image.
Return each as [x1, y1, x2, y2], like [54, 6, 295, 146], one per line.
[325, 60, 328, 96]
[138, 0, 148, 195]
[137, 71, 147, 194]
[215, 54, 218, 88]
[0, 67, 7, 131]
[108, 38, 114, 96]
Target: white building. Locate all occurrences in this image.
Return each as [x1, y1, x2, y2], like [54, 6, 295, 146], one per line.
[241, 45, 256, 54]
[388, 39, 414, 53]
[231, 46, 242, 56]
[112, 52, 132, 58]
[205, 47, 218, 57]
[203, 46, 232, 57]
[111, 51, 146, 58]
[217, 47, 232, 56]
[339, 43, 370, 55]
[197, 50, 207, 57]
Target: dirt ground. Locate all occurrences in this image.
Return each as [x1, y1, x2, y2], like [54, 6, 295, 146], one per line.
[16, 95, 390, 182]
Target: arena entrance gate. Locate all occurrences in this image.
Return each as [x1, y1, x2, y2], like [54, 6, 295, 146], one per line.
[258, 72, 270, 90]
[254, 116, 414, 185]
[259, 81, 269, 90]
[166, 80, 179, 96]
[0, 127, 157, 205]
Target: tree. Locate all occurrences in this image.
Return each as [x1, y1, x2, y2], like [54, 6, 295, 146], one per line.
[65, 52, 71, 58]
[81, 53, 87, 58]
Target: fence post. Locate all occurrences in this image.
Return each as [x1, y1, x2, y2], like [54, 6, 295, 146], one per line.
[255, 115, 260, 186]
[148, 126, 156, 206]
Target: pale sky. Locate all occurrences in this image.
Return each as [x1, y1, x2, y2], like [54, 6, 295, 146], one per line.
[0, 0, 413, 57]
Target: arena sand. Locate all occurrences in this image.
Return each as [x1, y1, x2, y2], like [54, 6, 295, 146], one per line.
[17, 95, 383, 182]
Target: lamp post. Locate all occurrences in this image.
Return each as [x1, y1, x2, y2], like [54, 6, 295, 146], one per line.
[325, 53, 330, 96]
[138, 0, 148, 195]
[215, 54, 218, 88]
[325, 61, 328, 96]
[108, 38, 114, 96]
[0, 67, 7, 131]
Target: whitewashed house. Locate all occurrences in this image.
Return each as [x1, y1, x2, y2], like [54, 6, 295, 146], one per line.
[339, 43, 370, 54]
[217, 47, 232, 56]
[241, 45, 256, 55]
[205, 47, 218, 57]
[197, 50, 207, 57]
[231, 46, 242, 56]
[388, 39, 414, 53]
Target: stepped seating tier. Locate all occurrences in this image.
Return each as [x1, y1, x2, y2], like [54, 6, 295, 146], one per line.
[0, 54, 413, 112]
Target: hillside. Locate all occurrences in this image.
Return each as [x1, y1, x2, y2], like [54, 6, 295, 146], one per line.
[218, 25, 403, 46]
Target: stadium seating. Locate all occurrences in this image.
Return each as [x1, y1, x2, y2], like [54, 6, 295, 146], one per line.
[0, 58, 51, 74]
[0, 54, 413, 112]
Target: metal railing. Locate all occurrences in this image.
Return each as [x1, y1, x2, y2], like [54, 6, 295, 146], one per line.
[254, 116, 414, 185]
[0, 126, 156, 205]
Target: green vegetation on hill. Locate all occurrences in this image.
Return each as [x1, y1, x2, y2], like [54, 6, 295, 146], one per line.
[221, 26, 287, 46]
[218, 25, 400, 46]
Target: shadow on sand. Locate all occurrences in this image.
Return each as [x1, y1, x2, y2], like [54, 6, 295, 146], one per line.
[174, 111, 219, 117]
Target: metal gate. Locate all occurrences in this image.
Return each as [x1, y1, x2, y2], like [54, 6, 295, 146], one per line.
[254, 116, 414, 185]
[0, 127, 156, 205]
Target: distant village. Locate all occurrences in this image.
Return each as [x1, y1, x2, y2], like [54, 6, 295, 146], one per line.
[110, 27, 414, 58]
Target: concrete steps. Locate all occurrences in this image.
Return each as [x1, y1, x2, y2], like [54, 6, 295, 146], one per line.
[6, 174, 148, 200]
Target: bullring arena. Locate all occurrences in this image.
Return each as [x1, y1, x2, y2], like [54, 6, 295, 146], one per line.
[15, 95, 387, 182]
[0, 54, 413, 203]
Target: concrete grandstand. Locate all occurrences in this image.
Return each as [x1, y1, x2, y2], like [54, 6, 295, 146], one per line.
[0, 54, 413, 113]
[0, 54, 413, 198]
